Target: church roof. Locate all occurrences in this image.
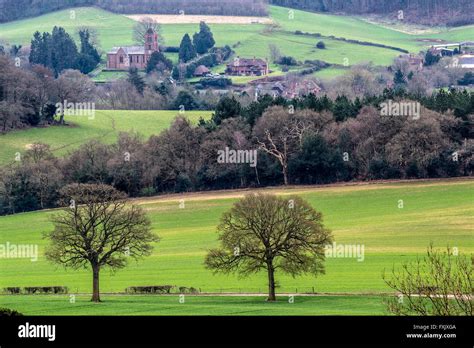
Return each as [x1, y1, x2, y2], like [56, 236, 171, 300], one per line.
[108, 46, 145, 55]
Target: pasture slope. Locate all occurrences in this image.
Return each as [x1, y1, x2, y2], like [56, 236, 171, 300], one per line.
[0, 110, 211, 165]
[0, 178, 472, 315]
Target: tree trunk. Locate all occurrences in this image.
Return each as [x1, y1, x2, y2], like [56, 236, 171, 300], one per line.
[91, 264, 101, 302]
[267, 264, 276, 302]
[282, 164, 289, 186]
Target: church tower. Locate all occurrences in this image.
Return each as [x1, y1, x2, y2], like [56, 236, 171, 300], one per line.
[144, 28, 159, 58]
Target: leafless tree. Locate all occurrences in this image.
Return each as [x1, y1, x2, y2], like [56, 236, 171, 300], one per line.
[45, 184, 159, 302]
[133, 17, 162, 45]
[205, 193, 332, 301]
[383, 245, 473, 316]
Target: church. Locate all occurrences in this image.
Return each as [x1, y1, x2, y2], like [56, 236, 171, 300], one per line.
[106, 28, 159, 70]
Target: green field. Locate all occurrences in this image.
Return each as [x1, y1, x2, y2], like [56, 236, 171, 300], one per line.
[0, 110, 211, 165]
[0, 295, 386, 315]
[1, 5, 473, 81]
[0, 179, 472, 314]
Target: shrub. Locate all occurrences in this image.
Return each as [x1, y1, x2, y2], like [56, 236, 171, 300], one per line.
[277, 56, 298, 66]
[316, 41, 326, 49]
[126, 285, 175, 294]
[0, 308, 23, 316]
[4, 287, 20, 294]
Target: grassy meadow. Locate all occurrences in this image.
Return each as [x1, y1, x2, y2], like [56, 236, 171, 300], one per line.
[0, 295, 386, 315]
[0, 110, 211, 165]
[0, 179, 472, 315]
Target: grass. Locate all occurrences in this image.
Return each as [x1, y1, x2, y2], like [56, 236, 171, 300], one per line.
[313, 67, 349, 80]
[0, 295, 386, 315]
[0, 110, 212, 165]
[91, 69, 128, 83]
[0, 180, 472, 299]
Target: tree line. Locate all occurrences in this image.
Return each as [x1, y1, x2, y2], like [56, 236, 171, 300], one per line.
[30, 27, 101, 76]
[1, 88, 472, 215]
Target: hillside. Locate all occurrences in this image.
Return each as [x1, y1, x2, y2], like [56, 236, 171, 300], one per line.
[1, 5, 473, 70]
[0, 110, 211, 165]
[270, 0, 474, 26]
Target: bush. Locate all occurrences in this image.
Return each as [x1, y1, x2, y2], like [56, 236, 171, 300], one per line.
[126, 285, 175, 294]
[23, 286, 68, 294]
[277, 56, 298, 66]
[316, 41, 326, 49]
[163, 46, 180, 53]
[199, 77, 232, 88]
[0, 308, 23, 316]
[4, 287, 20, 294]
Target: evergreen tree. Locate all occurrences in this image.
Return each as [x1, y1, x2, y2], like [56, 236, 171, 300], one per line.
[29, 27, 79, 76]
[146, 51, 173, 74]
[212, 95, 241, 125]
[76, 29, 100, 74]
[128, 67, 145, 95]
[333, 95, 355, 122]
[193, 21, 215, 55]
[178, 34, 197, 63]
[424, 51, 441, 66]
[172, 91, 198, 110]
[50, 26, 79, 76]
[393, 69, 406, 85]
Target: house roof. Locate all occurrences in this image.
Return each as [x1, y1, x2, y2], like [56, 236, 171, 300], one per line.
[108, 46, 145, 55]
[228, 57, 267, 67]
[194, 65, 211, 75]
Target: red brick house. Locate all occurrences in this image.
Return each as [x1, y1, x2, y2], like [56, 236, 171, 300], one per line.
[226, 57, 268, 76]
[107, 28, 159, 70]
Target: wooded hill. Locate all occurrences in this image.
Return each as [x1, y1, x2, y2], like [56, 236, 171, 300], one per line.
[270, 0, 474, 26]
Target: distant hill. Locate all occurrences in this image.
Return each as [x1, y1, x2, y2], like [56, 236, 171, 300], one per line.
[0, 0, 268, 23]
[270, 0, 474, 26]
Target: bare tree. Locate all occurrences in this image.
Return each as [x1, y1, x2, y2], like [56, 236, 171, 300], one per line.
[383, 245, 473, 316]
[253, 106, 305, 185]
[133, 17, 162, 45]
[45, 184, 159, 302]
[205, 193, 332, 301]
[54, 69, 95, 124]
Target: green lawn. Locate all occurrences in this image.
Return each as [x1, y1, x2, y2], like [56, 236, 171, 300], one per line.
[0, 110, 212, 165]
[0, 295, 386, 315]
[313, 67, 349, 80]
[0, 180, 472, 298]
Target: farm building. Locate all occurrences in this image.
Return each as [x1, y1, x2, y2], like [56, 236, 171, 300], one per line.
[106, 28, 159, 70]
[226, 57, 269, 76]
[194, 65, 211, 77]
